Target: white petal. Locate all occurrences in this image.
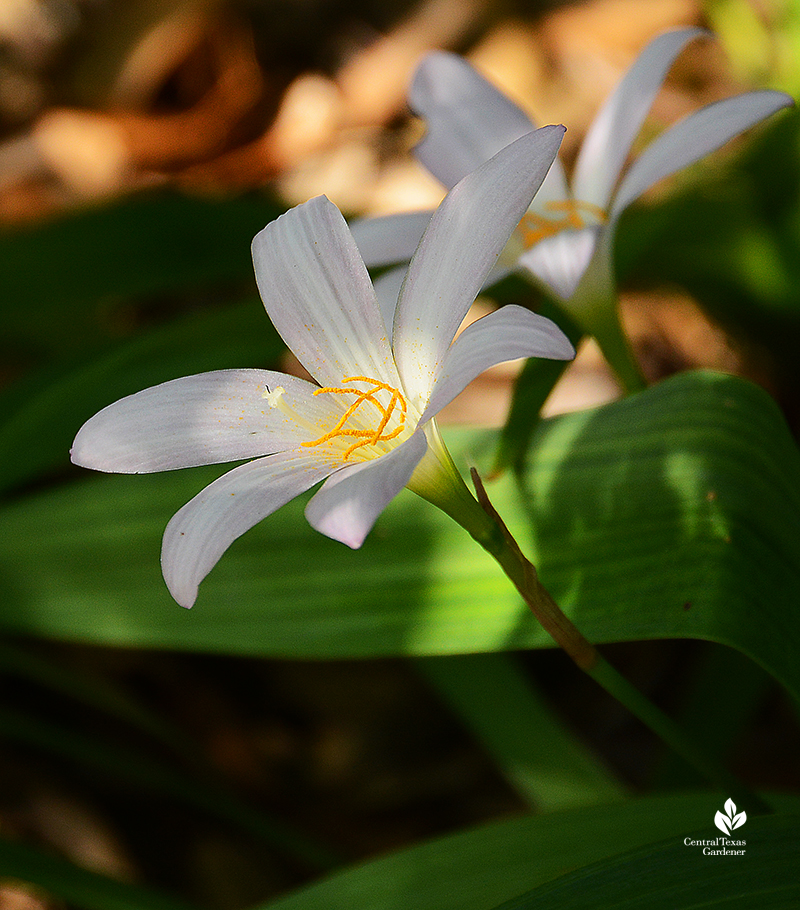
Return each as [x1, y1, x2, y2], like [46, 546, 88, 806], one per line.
[70, 370, 335, 473]
[394, 125, 565, 404]
[305, 428, 428, 548]
[410, 52, 540, 189]
[572, 27, 705, 209]
[372, 265, 407, 337]
[251, 196, 400, 388]
[517, 226, 601, 300]
[530, 156, 571, 211]
[420, 305, 574, 422]
[611, 89, 793, 217]
[162, 451, 337, 607]
[349, 211, 432, 268]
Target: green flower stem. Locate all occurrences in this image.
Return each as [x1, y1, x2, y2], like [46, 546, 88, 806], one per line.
[561, 236, 646, 394]
[582, 300, 647, 395]
[424, 461, 770, 815]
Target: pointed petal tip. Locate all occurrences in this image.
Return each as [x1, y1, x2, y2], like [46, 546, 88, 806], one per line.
[175, 588, 197, 609]
[162, 548, 200, 609]
[251, 194, 332, 251]
[304, 489, 370, 550]
[307, 508, 368, 550]
[305, 432, 428, 548]
[69, 424, 127, 474]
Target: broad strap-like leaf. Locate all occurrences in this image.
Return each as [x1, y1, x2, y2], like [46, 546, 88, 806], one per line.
[1, 372, 799, 705]
[253, 795, 798, 910]
[489, 813, 798, 910]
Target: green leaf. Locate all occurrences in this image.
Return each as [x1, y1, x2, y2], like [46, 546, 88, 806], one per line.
[492, 301, 583, 474]
[418, 653, 625, 811]
[652, 643, 775, 789]
[0, 372, 799, 703]
[0, 191, 282, 358]
[491, 812, 799, 910]
[0, 836, 200, 910]
[254, 794, 799, 910]
[0, 297, 285, 494]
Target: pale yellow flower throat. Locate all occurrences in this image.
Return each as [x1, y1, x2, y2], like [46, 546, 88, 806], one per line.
[266, 376, 409, 461]
[519, 199, 607, 248]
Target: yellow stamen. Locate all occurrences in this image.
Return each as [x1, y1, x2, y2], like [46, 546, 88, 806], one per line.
[518, 199, 607, 248]
[301, 376, 409, 460]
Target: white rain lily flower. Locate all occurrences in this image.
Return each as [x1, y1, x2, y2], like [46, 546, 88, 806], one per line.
[71, 126, 574, 608]
[350, 28, 792, 384]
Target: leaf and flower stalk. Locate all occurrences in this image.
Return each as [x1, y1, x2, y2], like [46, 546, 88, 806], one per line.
[442, 466, 771, 815]
[71, 124, 766, 812]
[350, 27, 793, 392]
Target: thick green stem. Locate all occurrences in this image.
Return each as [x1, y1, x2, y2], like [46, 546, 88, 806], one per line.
[583, 302, 647, 394]
[561, 234, 646, 394]
[433, 466, 770, 815]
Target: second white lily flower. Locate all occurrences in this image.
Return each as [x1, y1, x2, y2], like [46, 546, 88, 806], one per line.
[351, 28, 792, 344]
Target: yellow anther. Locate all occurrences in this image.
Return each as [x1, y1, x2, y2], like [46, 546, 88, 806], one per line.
[302, 376, 408, 460]
[518, 199, 607, 248]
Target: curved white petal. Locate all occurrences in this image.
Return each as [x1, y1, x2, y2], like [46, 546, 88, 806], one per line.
[372, 265, 407, 337]
[305, 428, 428, 548]
[251, 196, 400, 388]
[70, 370, 336, 473]
[394, 125, 565, 404]
[531, 156, 571, 210]
[349, 211, 432, 268]
[573, 27, 706, 209]
[611, 89, 793, 218]
[483, 256, 515, 290]
[410, 52, 540, 189]
[162, 451, 337, 607]
[420, 305, 574, 422]
[517, 226, 601, 300]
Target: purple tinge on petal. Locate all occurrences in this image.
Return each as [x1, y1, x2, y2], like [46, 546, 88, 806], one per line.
[420, 305, 574, 423]
[304, 429, 429, 548]
[162, 451, 337, 608]
[517, 226, 601, 300]
[410, 51, 540, 190]
[70, 370, 330, 474]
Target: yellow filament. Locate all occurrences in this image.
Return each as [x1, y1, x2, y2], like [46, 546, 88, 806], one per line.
[518, 199, 607, 248]
[301, 376, 408, 460]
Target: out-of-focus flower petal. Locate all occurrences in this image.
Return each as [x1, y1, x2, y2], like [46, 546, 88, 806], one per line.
[530, 156, 571, 211]
[517, 226, 601, 300]
[70, 371, 336, 473]
[611, 89, 794, 217]
[572, 27, 706, 208]
[372, 265, 407, 336]
[394, 125, 565, 403]
[162, 451, 337, 607]
[251, 196, 400, 389]
[305, 428, 428, 548]
[350, 211, 433, 269]
[420, 305, 574, 422]
[410, 52, 540, 189]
